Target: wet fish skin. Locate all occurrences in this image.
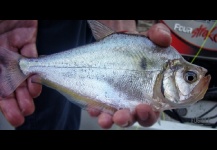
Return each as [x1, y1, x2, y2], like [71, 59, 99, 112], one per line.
[19, 33, 166, 113]
[0, 20, 211, 114]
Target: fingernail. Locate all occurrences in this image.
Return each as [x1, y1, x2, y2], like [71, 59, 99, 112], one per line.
[158, 27, 170, 36]
[121, 121, 130, 127]
[140, 112, 149, 121]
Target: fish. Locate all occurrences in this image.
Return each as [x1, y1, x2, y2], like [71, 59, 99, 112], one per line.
[0, 20, 211, 114]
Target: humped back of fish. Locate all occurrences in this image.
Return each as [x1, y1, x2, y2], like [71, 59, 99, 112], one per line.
[0, 20, 211, 114]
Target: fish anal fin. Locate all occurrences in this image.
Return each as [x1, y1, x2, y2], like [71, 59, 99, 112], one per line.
[86, 100, 118, 115]
[87, 20, 115, 41]
[62, 88, 118, 115]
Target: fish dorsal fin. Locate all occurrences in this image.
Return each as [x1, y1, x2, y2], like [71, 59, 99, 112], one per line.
[87, 20, 115, 41]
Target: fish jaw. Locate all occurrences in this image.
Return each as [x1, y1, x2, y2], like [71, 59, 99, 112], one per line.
[189, 74, 211, 102]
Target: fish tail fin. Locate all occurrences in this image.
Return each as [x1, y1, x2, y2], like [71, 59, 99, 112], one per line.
[0, 48, 27, 98]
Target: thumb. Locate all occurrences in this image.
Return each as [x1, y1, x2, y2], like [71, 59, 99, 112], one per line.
[143, 23, 172, 47]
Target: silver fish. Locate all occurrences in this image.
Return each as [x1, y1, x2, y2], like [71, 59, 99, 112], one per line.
[0, 20, 211, 114]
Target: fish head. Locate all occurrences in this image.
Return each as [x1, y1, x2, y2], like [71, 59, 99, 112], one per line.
[161, 59, 211, 108]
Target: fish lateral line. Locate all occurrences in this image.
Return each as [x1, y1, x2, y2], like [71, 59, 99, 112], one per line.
[25, 66, 162, 72]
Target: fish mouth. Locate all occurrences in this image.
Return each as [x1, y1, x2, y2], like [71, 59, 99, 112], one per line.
[190, 74, 211, 102]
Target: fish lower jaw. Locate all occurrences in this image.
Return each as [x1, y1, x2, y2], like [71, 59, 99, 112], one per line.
[150, 97, 187, 111]
[185, 74, 211, 103]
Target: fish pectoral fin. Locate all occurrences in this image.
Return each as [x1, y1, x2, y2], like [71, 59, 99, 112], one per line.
[87, 20, 115, 41]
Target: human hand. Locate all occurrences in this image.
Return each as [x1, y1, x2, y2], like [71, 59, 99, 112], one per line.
[0, 20, 42, 127]
[89, 23, 172, 129]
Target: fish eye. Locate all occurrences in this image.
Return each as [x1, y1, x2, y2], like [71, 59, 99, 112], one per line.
[184, 71, 197, 83]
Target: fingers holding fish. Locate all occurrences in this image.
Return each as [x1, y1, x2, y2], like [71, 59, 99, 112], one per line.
[135, 104, 160, 127]
[0, 96, 24, 127]
[0, 80, 35, 126]
[16, 81, 35, 116]
[98, 113, 113, 129]
[112, 109, 135, 128]
[94, 106, 158, 129]
[90, 108, 136, 129]
[19, 41, 42, 99]
[0, 20, 38, 127]
[122, 22, 171, 47]
[27, 75, 42, 98]
[145, 23, 172, 47]
[88, 107, 114, 129]
[88, 107, 101, 117]
[0, 20, 37, 36]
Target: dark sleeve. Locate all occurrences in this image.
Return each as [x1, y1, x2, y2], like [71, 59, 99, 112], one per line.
[135, 20, 138, 26]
